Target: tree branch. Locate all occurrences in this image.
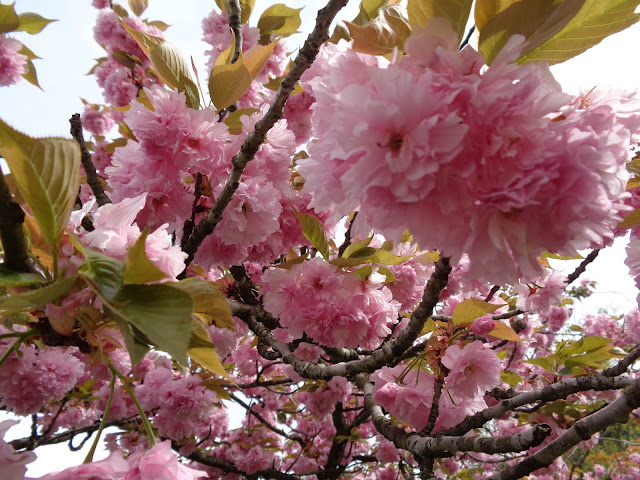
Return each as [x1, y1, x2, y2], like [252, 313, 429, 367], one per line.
[565, 249, 599, 286]
[0, 166, 34, 272]
[181, 0, 350, 268]
[69, 114, 111, 206]
[228, 0, 242, 64]
[489, 377, 640, 480]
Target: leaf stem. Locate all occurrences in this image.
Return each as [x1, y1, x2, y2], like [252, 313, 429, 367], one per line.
[83, 370, 116, 464]
[0, 329, 36, 369]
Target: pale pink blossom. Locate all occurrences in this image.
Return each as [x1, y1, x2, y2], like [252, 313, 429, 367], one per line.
[82, 105, 115, 135]
[125, 441, 206, 480]
[371, 364, 435, 430]
[514, 271, 566, 314]
[0, 35, 26, 87]
[441, 341, 501, 399]
[0, 420, 36, 480]
[39, 451, 128, 480]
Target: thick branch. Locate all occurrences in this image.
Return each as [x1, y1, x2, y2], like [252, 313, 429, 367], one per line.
[358, 376, 551, 456]
[186, 448, 296, 480]
[182, 0, 350, 266]
[0, 167, 34, 272]
[489, 377, 640, 480]
[439, 375, 634, 437]
[235, 257, 451, 380]
[69, 114, 111, 206]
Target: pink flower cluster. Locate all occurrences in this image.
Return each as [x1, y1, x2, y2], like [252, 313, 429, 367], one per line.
[93, 10, 162, 106]
[0, 420, 36, 479]
[260, 257, 400, 349]
[40, 441, 204, 480]
[0, 34, 27, 87]
[372, 341, 501, 431]
[134, 361, 226, 441]
[300, 20, 640, 283]
[0, 339, 86, 415]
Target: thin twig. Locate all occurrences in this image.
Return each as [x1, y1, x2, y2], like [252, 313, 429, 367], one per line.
[69, 114, 111, 206]
[228, 0, 243, 64]
[565, 249, 599, 286]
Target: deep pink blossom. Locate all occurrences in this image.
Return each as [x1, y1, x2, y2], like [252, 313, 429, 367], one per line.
[82, 104, 115, 135]
[0, 420, 36, 480]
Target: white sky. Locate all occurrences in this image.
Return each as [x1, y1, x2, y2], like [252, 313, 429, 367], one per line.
[1, 0, 640, 476]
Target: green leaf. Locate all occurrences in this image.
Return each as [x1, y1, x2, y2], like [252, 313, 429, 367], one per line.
[518, 0, 640, 65]
[347, 6, 411, 56]
[451, 299, 503, 325]
[354, 265, 374, 281]
[188, 320, 233, 380]
[0, 118, 80, 249]
[524, 356, 554, 373]
[224, 108, 259, 135]
[257, 4, 303, 41]
[79, 247, 125, 302]
[15, 12, 56, 34]
[330, 250, 409, 267]
[500, 370, 523, 387]
[0, 3, 19, 33]
[0, 275, 77, 314]
[0, 264, 46, 287]
[119, 20, 199, 108]
[175, 277, 234, 330]
[109, 284, 194, 364]
[123, 228, 168, 284]
[478, 0, 585, 65]
[208, 50, 252, 111]
[407, 0, 474, 40]
[378, 266, 397, 283]
[147, 20, 170, 31]
[342, 236, 374, 258]
[112, 316, 151, 366]
[292, 208, 330, 260]
[475, 0, 522, 32]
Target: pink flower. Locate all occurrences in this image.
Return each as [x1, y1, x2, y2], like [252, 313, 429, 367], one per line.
[0, 420, 36, 480]
[300, 22, 640, 284]
[441, 341, 501, 399]
[371, 365, 435, 430]
[125, 441, 205, 480]
[514, 271, 566, 314]
[0, 34, 27, 87]
[82, 105, 115, 135]
[471, 314, 496, 337]
[260, 258, 399, 349]
[39, 452, 128, 480]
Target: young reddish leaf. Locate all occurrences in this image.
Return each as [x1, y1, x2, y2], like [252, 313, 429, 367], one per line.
[407, 0, 473, 40]
[15, 12, 56, 34]
[128, 0, 149, 16]
[451, 298, 503, 325]
[0, 118, 80, 250]
[244, 40, 278, 79]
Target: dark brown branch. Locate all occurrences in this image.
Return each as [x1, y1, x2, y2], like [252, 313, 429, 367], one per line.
[181, 0, 350, 268]
[337, 212, 358, 257]
[602, 344, 640, 377]
[0, 167, 34, 272]
[186, 448, 297, 480]
[235, 257, 451, 380]
[565, 249, 599, 286]
[228, 0, 242, 64]
[69, 114, 111, 206]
